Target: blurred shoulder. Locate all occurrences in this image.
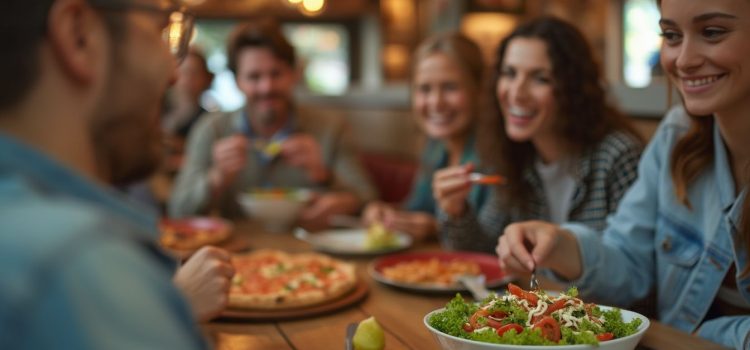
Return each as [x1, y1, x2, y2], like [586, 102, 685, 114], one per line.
[190, 109, 242, 136]
[0, 196, 159, 305]
[645, 105, 693, 148]
[660, 104, 692, 130]
[594, 129, 644, 161]
[0, 197, 147, 263]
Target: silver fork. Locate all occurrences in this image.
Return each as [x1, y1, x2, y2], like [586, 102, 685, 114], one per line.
[529, 267, 540, 291]
[344, 322, 357, 350]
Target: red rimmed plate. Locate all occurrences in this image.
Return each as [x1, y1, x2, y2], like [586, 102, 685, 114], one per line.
[159, 217, 245, 258]
[369, 251, 514, 293]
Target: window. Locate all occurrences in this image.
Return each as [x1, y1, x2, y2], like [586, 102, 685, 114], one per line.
[622, 0, 661, 88]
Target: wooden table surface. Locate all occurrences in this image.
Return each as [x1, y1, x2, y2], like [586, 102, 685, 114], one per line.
[200, 222, 730, 350]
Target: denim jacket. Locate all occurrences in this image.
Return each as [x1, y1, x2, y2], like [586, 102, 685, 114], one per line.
[557, 106, 749, 349]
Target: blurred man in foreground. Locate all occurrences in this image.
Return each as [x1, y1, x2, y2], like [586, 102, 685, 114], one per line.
[0, 0, 225, 348]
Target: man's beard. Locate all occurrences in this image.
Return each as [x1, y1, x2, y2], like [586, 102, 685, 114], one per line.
[249, 94, 290, 128]
[253, 108, 280, 127]
[89, 54, 163, 187]
[89, 112, 163, 187]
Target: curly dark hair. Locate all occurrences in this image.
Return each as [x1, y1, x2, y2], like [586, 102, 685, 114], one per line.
[479, 16, 642, 210]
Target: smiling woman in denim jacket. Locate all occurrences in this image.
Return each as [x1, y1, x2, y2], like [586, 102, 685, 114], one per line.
[495, 0, 750, 348]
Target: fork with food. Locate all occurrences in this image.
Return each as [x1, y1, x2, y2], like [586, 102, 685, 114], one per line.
[433, 163, 505, 218]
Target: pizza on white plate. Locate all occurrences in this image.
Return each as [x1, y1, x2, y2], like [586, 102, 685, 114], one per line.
[229, 249, 357, 310]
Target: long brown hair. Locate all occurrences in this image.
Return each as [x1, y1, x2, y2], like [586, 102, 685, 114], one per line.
[479, 16, 642, 211]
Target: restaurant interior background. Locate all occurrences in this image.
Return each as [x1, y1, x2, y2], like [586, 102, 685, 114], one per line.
[178, 0, 668, 201]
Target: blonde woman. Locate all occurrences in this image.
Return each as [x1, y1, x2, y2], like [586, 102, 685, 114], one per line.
[363, 33, 489, 241]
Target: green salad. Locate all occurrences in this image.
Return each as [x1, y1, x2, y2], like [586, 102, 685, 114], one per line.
[428, 284, 642, 346]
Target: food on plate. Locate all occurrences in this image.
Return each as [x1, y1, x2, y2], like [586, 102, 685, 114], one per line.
[159, 219, 231, 250]
[353, 316, 385, 350]
[428, 283, 642, 345]
[229, 249, 357, 310]
[364, 222, 398, 250]
[381, 258, 480, 286]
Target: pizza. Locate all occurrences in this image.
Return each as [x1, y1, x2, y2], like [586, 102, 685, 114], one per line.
[381, 258, 480, 286]
[159, 218, 232, 251]
[229, 249, 357, 310]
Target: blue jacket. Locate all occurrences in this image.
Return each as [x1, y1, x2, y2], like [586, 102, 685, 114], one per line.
[560, 106, 749, 349]
[0, 134, 206, 349]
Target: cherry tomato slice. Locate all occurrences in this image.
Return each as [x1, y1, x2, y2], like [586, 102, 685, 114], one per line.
[496, 323, 524, 336]
[533, 316, 561, 342]
[508, 283, 539, 305]
[486, 318, 504, 329]
[596, 332, 614, 341]
[490, 310, 508, 319]
[544, 299, 567, 315]
[469, 309, 489, 329]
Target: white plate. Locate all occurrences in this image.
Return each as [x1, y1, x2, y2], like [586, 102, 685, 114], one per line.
[294, 228, 412, 256]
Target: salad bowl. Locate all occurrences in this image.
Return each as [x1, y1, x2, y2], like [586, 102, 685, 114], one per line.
[424, 307, 649, 350]
[237, 188, 312, 232]
[423, 285, 650, 350]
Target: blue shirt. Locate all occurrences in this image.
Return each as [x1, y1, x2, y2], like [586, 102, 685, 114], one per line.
[403, 136, 488, 214]
[0, 134, 206, 349]
[558, 106, 750, 349]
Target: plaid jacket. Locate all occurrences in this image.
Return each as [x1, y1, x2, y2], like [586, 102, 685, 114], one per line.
[438, 130, 643, 253]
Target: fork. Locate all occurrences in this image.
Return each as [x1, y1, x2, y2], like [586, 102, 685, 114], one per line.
[529, 267, 540, 291]
[344, 322, 357, 350]
[468, 173, 506, 185]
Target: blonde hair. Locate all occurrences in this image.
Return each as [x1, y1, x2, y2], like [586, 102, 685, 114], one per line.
[412, 32, 485, 94]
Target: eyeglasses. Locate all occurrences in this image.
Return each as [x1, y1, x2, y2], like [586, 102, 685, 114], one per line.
[90, 1, 195, 62]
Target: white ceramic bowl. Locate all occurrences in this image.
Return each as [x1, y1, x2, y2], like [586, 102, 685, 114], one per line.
[424, 306, 650, 350]
[237, 189, 311, 232]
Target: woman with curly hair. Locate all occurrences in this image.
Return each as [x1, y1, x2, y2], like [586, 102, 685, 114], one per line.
[434, 17, 644, 252]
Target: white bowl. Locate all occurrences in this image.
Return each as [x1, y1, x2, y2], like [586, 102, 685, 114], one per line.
[424, 306, 650, 350]
[237, 189, 311, 232]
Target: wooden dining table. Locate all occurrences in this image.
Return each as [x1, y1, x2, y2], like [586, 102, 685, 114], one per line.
[200, 221, 730, 350]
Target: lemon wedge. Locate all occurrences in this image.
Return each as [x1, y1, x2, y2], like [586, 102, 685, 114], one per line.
[364, 222, 397, 250]
[353, 316, 385, 350]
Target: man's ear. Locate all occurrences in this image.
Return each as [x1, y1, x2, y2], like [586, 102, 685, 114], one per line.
[46, 0, 108, 84]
